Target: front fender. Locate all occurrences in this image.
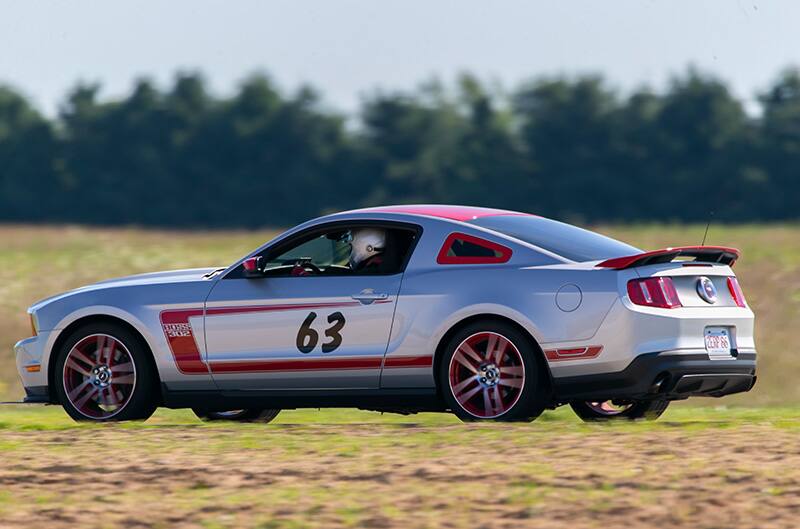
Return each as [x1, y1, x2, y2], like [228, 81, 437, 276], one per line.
[41, 305, 162, 389]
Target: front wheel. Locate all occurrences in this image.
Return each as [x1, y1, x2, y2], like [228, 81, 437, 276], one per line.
[440, 321, 548, 422]
[54, 323, 158, 422]
[570, 399, 669, 421]
[192, 409, 281, 423]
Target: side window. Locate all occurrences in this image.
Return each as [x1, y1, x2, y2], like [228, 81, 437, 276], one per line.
[262, 231, 351, 276]
[258, 225, 419, 277]
[437, 232, 512, 264]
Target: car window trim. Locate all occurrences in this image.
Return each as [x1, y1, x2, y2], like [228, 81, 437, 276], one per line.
[222, 219, 424, 280]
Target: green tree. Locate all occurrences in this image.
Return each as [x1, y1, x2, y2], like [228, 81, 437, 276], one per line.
[0, 85, 58, 220]
[649, 70, 750, 221]
[757, 69, 800, 219]
[0, 68, 796, 227]
[513, 76, 619, 221]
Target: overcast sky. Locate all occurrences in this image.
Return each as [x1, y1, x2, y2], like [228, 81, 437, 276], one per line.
[0, 0, 796, 115]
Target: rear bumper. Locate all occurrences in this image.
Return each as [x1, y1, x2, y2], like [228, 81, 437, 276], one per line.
[552, 350, 756, 402]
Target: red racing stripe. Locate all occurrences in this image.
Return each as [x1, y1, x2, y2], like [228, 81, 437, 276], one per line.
[160, 309, 207, 374]
[205, 301, 362, 317]
[383, 355, 434, 368]
[209, 356, 384, 373]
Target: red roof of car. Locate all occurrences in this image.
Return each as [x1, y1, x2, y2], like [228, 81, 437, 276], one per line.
[348, 205, 531, 222]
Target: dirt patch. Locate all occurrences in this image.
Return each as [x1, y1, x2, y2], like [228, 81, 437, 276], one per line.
[1, 422, 800, 528]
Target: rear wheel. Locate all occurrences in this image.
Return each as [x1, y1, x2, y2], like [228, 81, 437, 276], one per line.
[54, 322, 158, 422]
[440, 321, 548, 422]
[192, 409, 281, 423]
[570, 399, 669, 421]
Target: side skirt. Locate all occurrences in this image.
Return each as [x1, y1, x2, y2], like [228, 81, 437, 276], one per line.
[161, 384, 446, 413]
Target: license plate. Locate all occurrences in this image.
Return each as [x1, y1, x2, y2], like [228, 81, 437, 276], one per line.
[705, 327, 732, 358]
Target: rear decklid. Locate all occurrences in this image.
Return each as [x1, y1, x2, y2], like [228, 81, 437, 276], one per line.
[597, 247, 747, 309]
[637, 263, 743, 308]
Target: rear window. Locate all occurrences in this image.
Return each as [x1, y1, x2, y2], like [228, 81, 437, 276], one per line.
[468, 215, 640, 262]
[437, 232, 512, 264]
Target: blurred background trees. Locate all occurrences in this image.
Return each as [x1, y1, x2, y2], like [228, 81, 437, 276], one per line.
[0, 68, 797, 227]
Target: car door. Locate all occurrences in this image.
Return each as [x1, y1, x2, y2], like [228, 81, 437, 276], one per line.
[203, 224, 413, 390]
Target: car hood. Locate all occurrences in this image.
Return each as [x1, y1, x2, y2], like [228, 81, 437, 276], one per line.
[30, 267, 222, 311]
[90, 267, 221, 287]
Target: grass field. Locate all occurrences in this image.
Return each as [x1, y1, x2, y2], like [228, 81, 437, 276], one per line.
[2, 405, 800, 528]
[0, 224, 799, 528]
[0, 223, 797, 403]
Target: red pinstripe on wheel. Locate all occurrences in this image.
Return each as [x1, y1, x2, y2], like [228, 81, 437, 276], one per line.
[448, 331, 525, 419]
[62, 334, 137, 419]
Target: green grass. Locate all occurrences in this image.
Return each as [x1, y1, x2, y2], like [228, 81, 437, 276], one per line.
[2, 405, 800, 528]
[0, 223, 797, 405]
[1, 405, 799, 433]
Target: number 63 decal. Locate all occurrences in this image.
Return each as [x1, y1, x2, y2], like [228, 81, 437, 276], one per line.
[296, 312, 346, 354]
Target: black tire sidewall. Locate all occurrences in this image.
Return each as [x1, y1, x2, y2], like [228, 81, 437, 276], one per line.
[439, 321, 547, 422]
[193, 409, 281, 423]
[570, 399, 670, 421]
[54, 322, 158, 422]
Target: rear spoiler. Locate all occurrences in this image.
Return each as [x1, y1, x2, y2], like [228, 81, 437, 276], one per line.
[596, 246, 740, 270]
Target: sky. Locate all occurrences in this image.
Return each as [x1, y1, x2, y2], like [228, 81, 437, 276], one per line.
[0, 0, 797, 116]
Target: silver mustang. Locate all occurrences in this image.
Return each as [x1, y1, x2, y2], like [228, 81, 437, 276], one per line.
[14, 205, 757, 422]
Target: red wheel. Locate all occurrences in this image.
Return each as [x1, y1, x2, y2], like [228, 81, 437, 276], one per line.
[55, 323, 157, 422]
[62, 334, 137, 420]
[440, 321, 548, 422]
[448, 332, 525, 419]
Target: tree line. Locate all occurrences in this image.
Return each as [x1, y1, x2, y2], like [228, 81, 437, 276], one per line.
[1, 68, 798, 227]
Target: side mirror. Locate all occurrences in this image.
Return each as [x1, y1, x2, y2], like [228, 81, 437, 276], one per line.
[242, 256, 265, 278]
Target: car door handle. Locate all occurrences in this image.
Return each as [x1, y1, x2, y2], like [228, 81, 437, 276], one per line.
[351, 290, 389, 305]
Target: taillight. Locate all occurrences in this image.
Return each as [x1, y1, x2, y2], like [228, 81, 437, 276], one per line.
[727, 277, 747, 308]
[627, 277, 682, 308]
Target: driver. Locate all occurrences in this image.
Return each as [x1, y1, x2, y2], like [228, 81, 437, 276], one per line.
[349, 228, 386, 271]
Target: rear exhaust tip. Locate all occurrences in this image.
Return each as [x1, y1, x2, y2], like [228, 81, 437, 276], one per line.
[650, 373, 671, 394]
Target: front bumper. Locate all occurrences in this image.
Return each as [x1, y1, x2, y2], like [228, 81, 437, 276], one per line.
[553, 350, 756, 402]
[14, 334, 52, 401]
[21, 386, 50, 403]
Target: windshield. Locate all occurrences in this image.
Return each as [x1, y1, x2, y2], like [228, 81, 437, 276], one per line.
[468, 215, 640, 262]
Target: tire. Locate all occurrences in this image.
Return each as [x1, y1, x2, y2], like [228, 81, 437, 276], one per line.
[570, 399, 670, 421]
[439, 320, 549, 422]
[192, 409, 281, 423]
[54, 322, 158, 422]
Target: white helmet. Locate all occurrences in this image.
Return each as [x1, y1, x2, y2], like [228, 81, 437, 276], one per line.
[349, 228, 386, 267]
